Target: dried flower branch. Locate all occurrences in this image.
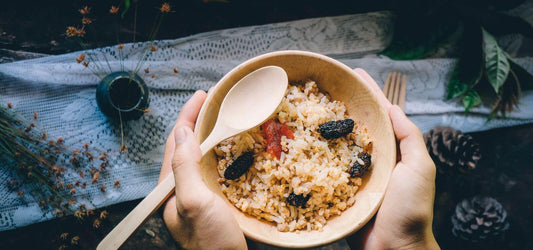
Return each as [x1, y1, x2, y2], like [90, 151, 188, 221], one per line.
[71, 235, 80, 245]
[0, 103, 115, 218]
[76, 54, 85, 63]
[60, 232, 69, 240]
[81, 17, 92, 25]
[60, 2, 176, 173]
[109, 6, 119, 14]
[159, 3, 172, 13]
[100, 210, 108, 219]
[78, 6, 91, 15]
[91, 171, 100, 184]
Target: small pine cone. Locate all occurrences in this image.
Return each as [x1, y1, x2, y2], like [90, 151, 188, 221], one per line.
[423, 126, 481, 174]
[451, 196, 509, 243]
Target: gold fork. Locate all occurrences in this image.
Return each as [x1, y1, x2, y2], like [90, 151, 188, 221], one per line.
[383, 71, 406, 110]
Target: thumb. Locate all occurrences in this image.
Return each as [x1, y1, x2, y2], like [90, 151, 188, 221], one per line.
[171, 126, 204, 194]
[389, 105, 431, 165]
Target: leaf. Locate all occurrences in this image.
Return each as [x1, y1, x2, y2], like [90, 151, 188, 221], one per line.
[482, 28, 510, 94]
[121, 0, 131, 19]
[381, 7, 460, 60]
[490, 68, 521, 117]
[508, 59, 533, 91]
[447, 24, 483, 100]
[462, 89, 482, 113]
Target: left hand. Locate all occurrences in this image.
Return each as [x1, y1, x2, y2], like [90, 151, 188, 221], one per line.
[158, 90, 247, 249]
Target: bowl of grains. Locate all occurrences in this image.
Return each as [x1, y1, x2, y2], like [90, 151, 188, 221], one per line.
[194, 50, 395, 248]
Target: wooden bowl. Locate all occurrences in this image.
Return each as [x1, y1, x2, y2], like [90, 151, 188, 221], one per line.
[194, 50, 395, 248]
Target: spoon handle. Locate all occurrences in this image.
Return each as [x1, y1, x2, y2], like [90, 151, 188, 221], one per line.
[96, 174, 175, 250]
[97, 132, 223, 250]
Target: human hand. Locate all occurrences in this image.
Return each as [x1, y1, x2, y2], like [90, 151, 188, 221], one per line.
[347, 69, 439, 249]
[158, 90, 247, 249]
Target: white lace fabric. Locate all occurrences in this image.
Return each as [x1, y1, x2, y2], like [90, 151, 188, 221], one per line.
[0, 11, 532, 231]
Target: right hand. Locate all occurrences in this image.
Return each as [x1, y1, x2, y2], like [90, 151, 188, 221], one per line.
[347, 69, 439, 249]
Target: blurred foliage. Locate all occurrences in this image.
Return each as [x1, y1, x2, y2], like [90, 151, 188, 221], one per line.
[382, 0, 533, 117]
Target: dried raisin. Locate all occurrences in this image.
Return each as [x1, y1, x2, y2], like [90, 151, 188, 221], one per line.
[318, 119, 354, 139]
[349, 153, 372, 178]
[287, 193, 310, 208]
[360, 152, 371, 167]
[224, 152, 254, 180]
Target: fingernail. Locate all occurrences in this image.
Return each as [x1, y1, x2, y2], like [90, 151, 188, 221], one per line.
[175, 126, 188, 145]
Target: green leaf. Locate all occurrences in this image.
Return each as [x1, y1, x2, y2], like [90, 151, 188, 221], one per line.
[482, 28, 510, 93]
[447, 24, 483, 100]
[508, 59, 533, 91]
[121, 0, 131, 19]
[381, 8, 460, 60]
[462, 89, 482, 113]
[448, 61, 483, 99]
[448, 65, 470, 99]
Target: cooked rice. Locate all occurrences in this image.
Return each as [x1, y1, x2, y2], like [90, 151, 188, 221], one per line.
[214, 81, 372, 232]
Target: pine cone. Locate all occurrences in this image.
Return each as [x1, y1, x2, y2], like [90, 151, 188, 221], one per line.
[424, 126, 481, 174]
[451, 196, 509, 242]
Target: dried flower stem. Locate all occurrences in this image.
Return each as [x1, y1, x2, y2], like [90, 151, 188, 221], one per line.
[133, 13, 166, 75]
[133, 1, 138, 44]
[1, 104, 112, 215]
[117, 104, 126, 151]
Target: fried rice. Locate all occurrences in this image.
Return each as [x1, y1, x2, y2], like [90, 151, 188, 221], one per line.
[214, 80, 372, 232]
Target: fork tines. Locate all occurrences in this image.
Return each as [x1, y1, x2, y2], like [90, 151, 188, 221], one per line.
[383, 71, 406, 110]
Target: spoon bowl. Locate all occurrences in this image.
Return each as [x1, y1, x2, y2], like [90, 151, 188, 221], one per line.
[97, 66, 288, 250]
[199, 66, 288, 154]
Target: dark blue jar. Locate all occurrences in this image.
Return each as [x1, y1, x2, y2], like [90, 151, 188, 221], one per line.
[96, 71, 149, 121]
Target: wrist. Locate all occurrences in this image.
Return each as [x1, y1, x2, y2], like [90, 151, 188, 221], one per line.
[397, 229, 439, 250]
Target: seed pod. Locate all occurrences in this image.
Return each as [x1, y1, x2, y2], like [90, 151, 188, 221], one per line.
[287, 193, 310, 208]
[318, 119, 354, 139]
[224, 152, 254, 180]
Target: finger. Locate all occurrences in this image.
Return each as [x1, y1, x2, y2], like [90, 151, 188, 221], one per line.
[171, 126, 204, 194]
[354, 68, 392, 110]
[389, 105, 429, 164]
[174, 90, 208, 131]
[162, 195, 181, 241]
[159, 90, 207, 184]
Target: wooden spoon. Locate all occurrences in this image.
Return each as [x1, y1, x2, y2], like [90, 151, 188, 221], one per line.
[97, 66, 288, 250]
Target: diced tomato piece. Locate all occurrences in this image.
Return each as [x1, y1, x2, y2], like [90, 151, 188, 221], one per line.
[280, 124, 294, 139]
[261, 119, 293, 159]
